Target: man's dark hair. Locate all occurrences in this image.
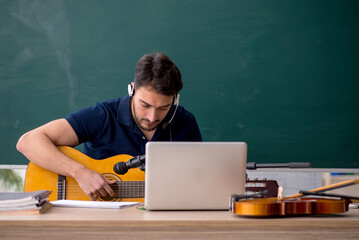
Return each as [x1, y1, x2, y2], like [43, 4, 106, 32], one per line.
[134, 53, 183, 96]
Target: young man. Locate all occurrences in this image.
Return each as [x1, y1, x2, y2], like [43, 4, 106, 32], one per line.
[17, 53, 202, 200]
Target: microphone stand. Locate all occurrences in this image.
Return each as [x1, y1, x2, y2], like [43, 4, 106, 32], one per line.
[246, 162, 311, 170]
[115, 156, 311, 175]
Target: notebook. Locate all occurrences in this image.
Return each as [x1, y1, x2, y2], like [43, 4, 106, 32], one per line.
[144, 142, 247, 210]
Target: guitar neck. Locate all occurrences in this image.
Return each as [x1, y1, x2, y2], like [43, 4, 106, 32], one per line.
[111, 181, 145, 199]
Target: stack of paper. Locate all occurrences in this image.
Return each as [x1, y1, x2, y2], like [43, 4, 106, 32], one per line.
[0, 190, 52, 214]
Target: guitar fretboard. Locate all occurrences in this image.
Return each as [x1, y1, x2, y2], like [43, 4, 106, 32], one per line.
[115, 181, 145, 198]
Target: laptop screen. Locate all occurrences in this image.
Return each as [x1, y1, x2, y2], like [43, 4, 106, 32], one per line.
[144, 142, 247, 210]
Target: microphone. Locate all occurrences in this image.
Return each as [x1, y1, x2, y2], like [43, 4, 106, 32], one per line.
[113, 155, 145, 175]
[162, 122, 169, 130]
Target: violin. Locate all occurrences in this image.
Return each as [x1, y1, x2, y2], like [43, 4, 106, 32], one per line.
[231, 179, 359, 217]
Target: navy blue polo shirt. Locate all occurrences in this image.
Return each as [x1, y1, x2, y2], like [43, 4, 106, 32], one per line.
[66, 96, 202, 159]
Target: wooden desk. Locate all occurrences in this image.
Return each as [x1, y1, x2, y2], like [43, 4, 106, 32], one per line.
[0, 207, 358, 240]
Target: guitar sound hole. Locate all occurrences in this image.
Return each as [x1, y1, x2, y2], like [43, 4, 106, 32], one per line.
[100, 182, 121, 201]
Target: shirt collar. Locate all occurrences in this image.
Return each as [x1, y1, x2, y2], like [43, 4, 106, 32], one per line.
[117, 95, 133, 127]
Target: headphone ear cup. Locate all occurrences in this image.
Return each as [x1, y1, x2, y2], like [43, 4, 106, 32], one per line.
[128, 84, 134, 97]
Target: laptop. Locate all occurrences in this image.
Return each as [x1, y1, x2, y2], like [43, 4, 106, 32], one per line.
[144, 142, 247, 210]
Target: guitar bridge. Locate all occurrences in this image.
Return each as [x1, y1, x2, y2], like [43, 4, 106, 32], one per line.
[57, 174, 66, 200]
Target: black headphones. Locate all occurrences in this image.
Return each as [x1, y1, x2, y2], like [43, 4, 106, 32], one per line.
[128, 83, 180, 130]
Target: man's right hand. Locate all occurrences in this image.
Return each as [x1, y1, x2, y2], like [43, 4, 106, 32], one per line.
[74, 167, 116, 201]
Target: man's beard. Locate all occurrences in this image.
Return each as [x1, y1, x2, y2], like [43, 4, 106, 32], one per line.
[132, 101, 160, 132]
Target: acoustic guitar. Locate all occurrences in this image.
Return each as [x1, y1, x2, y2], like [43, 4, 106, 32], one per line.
[25, 146, 279, 203]
[24, 146, 145, 202]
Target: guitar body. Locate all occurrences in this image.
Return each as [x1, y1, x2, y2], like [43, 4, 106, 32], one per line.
[24, 146, 145, 202]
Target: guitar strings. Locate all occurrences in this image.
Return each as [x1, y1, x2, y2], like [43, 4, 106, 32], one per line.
[55, 183, 145, 190]
[54, 181, 145, 197]
[55, 182, 145, 188]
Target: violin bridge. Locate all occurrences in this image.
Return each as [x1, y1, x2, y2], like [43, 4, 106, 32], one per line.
[277, 186, 283, 200]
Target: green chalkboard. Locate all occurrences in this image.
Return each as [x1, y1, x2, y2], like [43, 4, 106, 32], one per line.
[1, 0, 358, 168]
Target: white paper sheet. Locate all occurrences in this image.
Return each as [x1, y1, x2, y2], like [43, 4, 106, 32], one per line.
[52, 200, 140, 209]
